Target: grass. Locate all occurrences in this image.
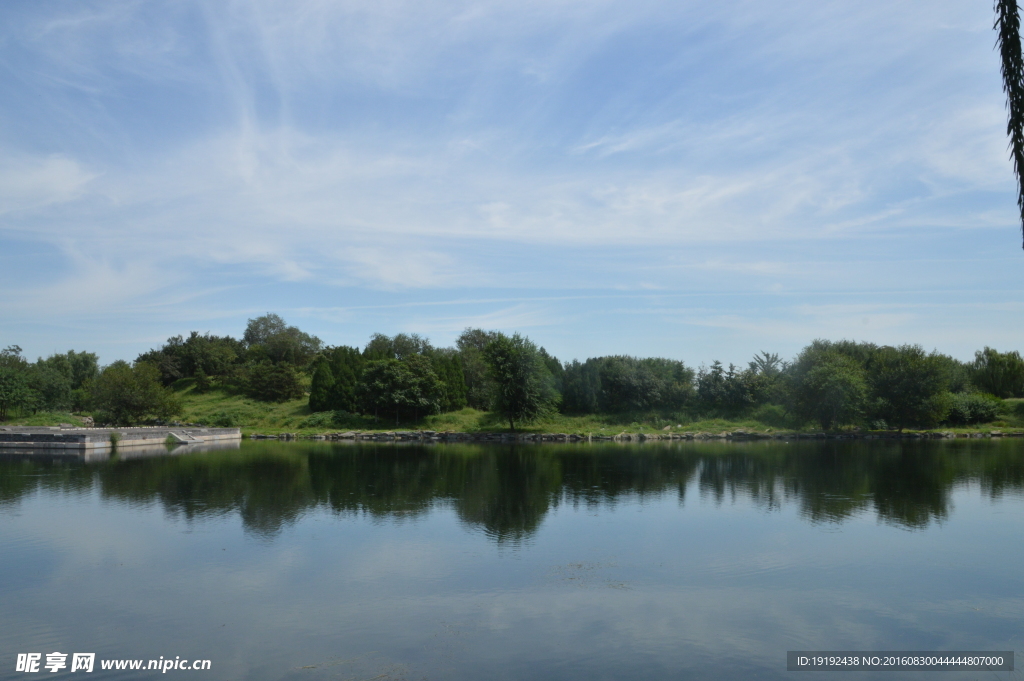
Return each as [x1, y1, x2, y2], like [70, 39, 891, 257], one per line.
[0, 411, 90, 427]
[174, 380, 313, 433]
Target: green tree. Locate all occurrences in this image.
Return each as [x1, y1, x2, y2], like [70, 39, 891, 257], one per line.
[869, 345, 952, 431]
[970, 347, 1024, 398]
[27, 363, 72, 412]
[327, 346, 363, 412]
[245, 362, 305, 402]
[483, 333, 559, 431]
[363, 333, 433, 361]
[356, 355, 443, 424]
[243, 313, 322, 366]
[788, 348, 868, 430]
[138, 333, 242, 385]
[432, 350, 468, 412]
[945, 392, 1001, 426]
[457, 328, 499, 410]
[308, 360, 336, 413]
[748, 351, 784, 377]
[193, 367, 212, 393]
[92, 361, 182, 425]
[560, 359, 601, 414]
[995, 0, 1024, 246]
[0, 346, 31, 420]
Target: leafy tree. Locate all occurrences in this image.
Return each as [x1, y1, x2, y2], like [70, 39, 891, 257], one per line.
[308, 360, 336, 413]
[601, 356, 664, 411]
[483, 333, 559, 431]
[350, 335, 464, 416]
[33, 350, 98, 411]
[996, 0, 1024, 246]
[136, 347, 183, 386]
[138, 332, 242, 385]
[356, 355, 443, 424]
[788, 348, 868, 430]
[945, 392, 1001, 426]
[92, 361, 181, 425]
[327, 346, 364, 412]
[559, 355, 693, 414]
[695, 360, 777, 416]
[27, 363, 72, 412]
[970, 347, 1024, 398]
[193, 367, 212, 393]
[243, 314, 322, 366]
[0, 346, 31, 420]
[748, 351, 784, 377]
[538, 348, 564, 393]
[457, 328, 499, 410]
[931, 353, 973, 394]
[363, 333, 433, 361]
[245, 362, 305, 402]
[432, 350, 468, 412]
[869, 345, 952, 431]
[560, 359, 601, 414]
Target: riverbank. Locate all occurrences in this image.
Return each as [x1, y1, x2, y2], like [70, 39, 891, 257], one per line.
[6, 383, 1024, 440]
[249, 428, 1024, 443]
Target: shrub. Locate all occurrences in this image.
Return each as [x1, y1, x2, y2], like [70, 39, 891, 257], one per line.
[210, 411, 237, 428]
[92, 361, 182, 425]
[299, 410, 353, 429]
[749, 403, 790, 428]
[970, 347, 1024, 398]
[788, 349, 867, 430]
[869, 345, 952, 430]
[244, 363, 304, 402]
[945, 392, 1001, 426]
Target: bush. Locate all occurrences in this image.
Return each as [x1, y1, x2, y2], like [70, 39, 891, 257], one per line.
[244, 363, 304, 402]
[970, 347, 1024, 398]
[210, 411, 237, 428]
[869, 345, 951, 430]
[299, 410, 352, 429]
[92, 361, 182, 425]
[749, 403, 790, 428]
[945, 392, 1001, 426]
[788, 349, 868, 430]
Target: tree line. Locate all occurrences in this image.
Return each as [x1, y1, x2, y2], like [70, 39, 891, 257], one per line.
[4, 312, 1024, 430]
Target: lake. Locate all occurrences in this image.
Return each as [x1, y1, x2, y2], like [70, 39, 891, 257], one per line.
[1, 439, 1021, 680]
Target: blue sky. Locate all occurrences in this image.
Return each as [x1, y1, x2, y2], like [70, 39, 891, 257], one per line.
[1, 0, 1020, 367]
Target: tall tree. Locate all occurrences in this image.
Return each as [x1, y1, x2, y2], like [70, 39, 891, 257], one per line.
[787, 346, 868, 431]
[996, 0, 1024, 247]
[0, 346, 31, 420]
[483, 333, 558, 431]
[308, 359, 336, 413]
[356, 356, 442, 425]
[970, 346, 1024, 397]
[868, 345, 951, 431]
[457, 328, 499, 410]
[92, 361, 182, 425]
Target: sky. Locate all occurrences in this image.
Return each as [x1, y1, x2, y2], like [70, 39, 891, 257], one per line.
[1, 0, 1021, 367]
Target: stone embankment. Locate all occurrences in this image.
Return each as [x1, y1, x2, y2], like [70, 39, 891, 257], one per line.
[248, 429, 1024, 443]
[0, 426, 242, 451]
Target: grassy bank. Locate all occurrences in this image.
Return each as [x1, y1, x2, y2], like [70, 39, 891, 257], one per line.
[6, 384, 1024, 436]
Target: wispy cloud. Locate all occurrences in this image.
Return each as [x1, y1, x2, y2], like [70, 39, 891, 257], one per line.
[0, 0, 1021, 363]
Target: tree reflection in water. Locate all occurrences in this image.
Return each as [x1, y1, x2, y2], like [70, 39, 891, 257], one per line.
[2, 440, 1023, 539]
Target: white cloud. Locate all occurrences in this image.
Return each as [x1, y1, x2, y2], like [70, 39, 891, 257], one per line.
[0, 155, 96, 215]
[1, 0, 1022, 362]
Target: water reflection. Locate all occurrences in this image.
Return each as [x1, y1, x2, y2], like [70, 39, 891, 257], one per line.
[2, 440, 1023, 540]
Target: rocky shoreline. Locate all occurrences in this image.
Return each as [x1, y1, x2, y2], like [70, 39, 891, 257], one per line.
[248, 429, 1024, 443]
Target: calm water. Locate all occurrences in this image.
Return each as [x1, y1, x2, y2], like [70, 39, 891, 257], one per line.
[1, 440, 1022, 680]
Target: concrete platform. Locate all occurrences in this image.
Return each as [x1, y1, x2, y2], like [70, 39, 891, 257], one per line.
[0, 426, 242, 451]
